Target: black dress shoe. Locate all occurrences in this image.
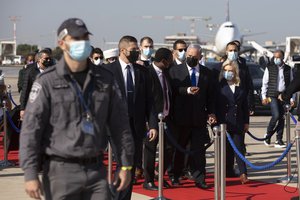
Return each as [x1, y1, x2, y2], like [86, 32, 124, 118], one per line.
[171, 177, 181, 186]
[143, 182, 158, 191]
[195, 181, 209, 189]
[163, 180, 171, 188]
[184, 170, 194, 180]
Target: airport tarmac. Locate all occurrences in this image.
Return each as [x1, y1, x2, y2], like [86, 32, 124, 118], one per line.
[0, 66, 299, 200]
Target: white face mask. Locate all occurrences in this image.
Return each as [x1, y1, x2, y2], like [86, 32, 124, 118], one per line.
[93, 58, 103, 66]
[177, 50, 186, 61]
[227, 51, 238, 61]
[65, 40, 92, 61]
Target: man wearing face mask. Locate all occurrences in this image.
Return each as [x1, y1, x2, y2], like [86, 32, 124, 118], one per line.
[172, 39, 187, 66]
[20, 18, 134, 200]
[19, 49, 53, 120]
[89, 47, 104, 66]
[168, 44, 216, 189]
[137, 36, 154, 67]
[18, 53, 35, 93]
[261, 49, 294, 148]
[143, 48, 173, 190]
[225, 41, 255, 115]
[105, 35, 158, 200]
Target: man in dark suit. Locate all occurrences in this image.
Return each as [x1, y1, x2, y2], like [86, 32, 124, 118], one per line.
[104, 35, 158, 200]
[143, 48, 174, 190]
[20, 49, 52, 120]
[259, 51, 270, 69]
[168, 44, 216, 189]
[225, 41, 255, 114]
[172, 39, 187, 66]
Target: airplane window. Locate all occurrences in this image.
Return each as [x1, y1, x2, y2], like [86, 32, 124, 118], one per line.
[225, 25, 234, 28]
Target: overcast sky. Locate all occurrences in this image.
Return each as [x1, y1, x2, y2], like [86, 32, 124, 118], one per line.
[0, 0, 299, 50]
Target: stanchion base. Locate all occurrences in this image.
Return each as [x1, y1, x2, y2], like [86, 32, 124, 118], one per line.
[0, 160, 15, 168]
[150, 197, 170, 200]
[277, 176, 297, 183]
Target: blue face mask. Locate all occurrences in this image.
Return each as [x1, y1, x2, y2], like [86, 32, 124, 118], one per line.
[223, 71, 234, 81]
[142, 48, 153, 58]
[227, 51, 238, 61]
[66, 40, 92, 61]
[178, 50, 186, 61]
[274, 58, 282, 66]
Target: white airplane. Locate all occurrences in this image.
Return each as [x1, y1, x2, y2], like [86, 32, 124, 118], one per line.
[104, 0, 265, 58]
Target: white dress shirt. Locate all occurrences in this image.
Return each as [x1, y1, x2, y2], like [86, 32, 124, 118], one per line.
[186, 64, 200, 94]
[37, 63, 45, 73]
[119, 58, 135, 95]
[261, 65, 294, 101]
[153, 63, 169, 116]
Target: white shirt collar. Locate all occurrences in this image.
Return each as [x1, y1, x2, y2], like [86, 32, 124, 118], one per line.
[153, 63, 162, 74]
[119, 57, 132, 71]
[186, 63, 199, 72]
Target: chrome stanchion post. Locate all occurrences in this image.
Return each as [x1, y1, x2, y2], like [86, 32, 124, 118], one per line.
[152, 113, 169, 200]
[7, 84, 11, 95]
[295, 129, 300, 198]
[277, 104, 293, 183]
[108, 143, 112, 185]
[213, 126, 220, 200]
[220, 124, 226, 200]
[0, 100, 14, 168]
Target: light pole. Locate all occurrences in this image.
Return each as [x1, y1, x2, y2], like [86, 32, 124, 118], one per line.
[9, 16, 21, 55]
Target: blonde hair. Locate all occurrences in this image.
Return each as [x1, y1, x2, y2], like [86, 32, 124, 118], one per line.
[219, 59, 240, 85]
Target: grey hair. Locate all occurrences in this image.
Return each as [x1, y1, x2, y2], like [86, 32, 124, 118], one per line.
[187, 44, 202, 53]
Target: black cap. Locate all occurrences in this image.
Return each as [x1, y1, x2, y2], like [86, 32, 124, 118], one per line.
[57, 18, 91, 40]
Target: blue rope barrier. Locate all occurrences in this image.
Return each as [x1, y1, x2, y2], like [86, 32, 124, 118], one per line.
[290, 113, 297, 125]
[226, 132, 293, 170]
[8, 92, 18, 107]
[5, 110, 20, 133]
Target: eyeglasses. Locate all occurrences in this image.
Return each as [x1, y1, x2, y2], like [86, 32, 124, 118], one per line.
[177, 48, 187, 52]
[43, 57, 51, 61]
[94, 56, 104, 60]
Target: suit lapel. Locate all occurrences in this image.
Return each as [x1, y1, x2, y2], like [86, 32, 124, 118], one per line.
[115, 60, 126, 97]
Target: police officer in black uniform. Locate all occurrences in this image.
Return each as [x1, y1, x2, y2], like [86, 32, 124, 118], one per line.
[20, 18, 134, 200]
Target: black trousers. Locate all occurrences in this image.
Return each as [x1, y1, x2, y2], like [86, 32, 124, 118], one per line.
[114, 117, 143, 200]
[226, 130, 247, 175]
[143, 118, 173, 183]
[173, 125, 208, 183]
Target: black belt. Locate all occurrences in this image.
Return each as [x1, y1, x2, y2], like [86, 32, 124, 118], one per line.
[46, 155, 102, 165]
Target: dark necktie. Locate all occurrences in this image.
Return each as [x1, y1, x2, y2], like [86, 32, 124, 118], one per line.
[191, 68, 197, 86]
[161, 72, 169, 111]
[126, 65, 134, 117]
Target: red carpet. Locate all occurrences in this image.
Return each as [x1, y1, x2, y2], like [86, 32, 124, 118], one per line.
[1, 138, 299, 200]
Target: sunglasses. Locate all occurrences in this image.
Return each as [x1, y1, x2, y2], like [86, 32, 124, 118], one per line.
[43, 57, 51, 61]
[177, 48, 187, 52]
[94, 56, 104, 60]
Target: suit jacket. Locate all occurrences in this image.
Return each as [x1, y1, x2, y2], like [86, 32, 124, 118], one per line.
[168, 63, 215, 127]
[217, 79, 249, 133]
[148, 64, 172, 117]
[20, 62, 41, 110]
[237, 58, 255, 111]
[282, 66, 300, 102]
[104, 60, 157, 138]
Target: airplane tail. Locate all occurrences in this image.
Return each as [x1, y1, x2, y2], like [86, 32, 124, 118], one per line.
[226, 0, 230, 22]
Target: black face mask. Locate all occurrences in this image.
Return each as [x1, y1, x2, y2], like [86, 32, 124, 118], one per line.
[126, 50, 140, 63]
[43, 59, 52, 67]
[186, 57, 198, 67]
